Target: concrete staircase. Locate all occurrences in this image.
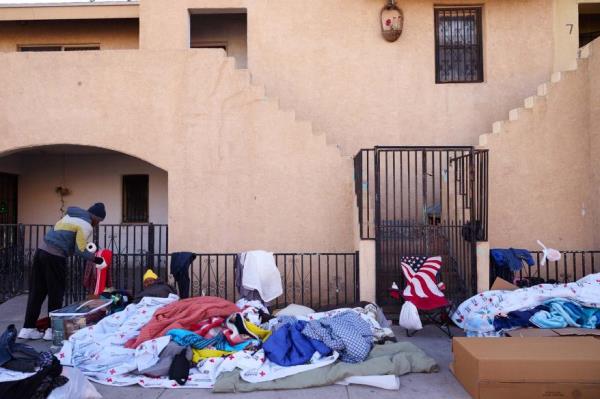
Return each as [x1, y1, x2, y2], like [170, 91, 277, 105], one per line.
[222, 55, 348, 160]
[478, 43, 592, 147]
[475, 38, 597, 250]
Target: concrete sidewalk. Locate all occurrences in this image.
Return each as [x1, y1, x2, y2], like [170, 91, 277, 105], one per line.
[0, 295, 469, 398]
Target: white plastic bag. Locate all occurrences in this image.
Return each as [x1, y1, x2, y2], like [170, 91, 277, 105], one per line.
[398, 301, 422, 331]
[48, 367, 102, 399]
[537, 240, 561, 266]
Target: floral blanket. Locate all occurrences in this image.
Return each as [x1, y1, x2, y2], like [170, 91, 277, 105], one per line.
[451, 273, 600, 336]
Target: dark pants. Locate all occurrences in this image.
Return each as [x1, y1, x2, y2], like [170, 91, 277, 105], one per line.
[23, 250, 67, 328]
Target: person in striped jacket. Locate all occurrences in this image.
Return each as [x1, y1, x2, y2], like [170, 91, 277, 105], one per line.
[18, 203, 107, 341]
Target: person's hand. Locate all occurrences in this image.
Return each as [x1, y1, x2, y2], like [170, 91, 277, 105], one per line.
[94, 257, 107, 270]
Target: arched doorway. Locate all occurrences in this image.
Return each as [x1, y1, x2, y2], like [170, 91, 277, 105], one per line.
[0, 144, 169, 303]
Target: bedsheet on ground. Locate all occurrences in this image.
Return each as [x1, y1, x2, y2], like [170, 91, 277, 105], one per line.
[452, 273, 600, 336]
[59, 295, 178, 374]
[212, 342, 438, 393]
[87, 348, 338, 389]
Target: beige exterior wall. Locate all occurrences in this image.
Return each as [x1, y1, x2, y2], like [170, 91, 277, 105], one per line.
[0, 3, 138, 21]
[0, 0, 596, 256]
[139, 0, 555, 156]
[0, 151, 167, 225]
[482, 39, 599, 251]
[0, 49, 354, 253]
[0, 18, 138, 51]
[588, 40, 600, 249]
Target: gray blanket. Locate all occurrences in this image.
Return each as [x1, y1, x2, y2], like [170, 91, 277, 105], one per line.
[213, 342, 438, 393]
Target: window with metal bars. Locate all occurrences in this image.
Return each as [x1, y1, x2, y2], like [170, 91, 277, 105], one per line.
[18, 44, 101, 52]
[122, 175, 149, 223]
[435, 7, 483, 84]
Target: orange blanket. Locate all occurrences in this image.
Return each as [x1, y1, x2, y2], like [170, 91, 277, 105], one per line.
[127, 296, 239, 348]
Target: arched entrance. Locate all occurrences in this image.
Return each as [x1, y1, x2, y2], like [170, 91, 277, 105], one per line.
[0, 144, 169, 303]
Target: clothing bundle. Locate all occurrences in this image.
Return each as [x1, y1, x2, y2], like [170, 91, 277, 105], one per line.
[0, 325, 67, 398]
[54, 294, 437, 391]
[452, 272, 600, 336]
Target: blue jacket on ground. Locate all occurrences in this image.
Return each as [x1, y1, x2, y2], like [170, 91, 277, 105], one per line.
[44, 207, 95, 261]
[263, 320, 331, 367]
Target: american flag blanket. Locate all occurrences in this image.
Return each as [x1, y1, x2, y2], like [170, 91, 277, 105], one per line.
[401, 256, 449, 310]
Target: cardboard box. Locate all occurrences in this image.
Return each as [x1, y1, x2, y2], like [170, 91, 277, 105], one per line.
[506, 328, 600, 338]
[490, 277, 518, 291]
[452, 337, 600, 399]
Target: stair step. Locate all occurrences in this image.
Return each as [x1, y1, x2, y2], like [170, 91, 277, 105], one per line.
[492, 121, 504, 134]
[508, 108, 522, 121]
[578, 44, 591, 59]
[523, 96, 537, 109]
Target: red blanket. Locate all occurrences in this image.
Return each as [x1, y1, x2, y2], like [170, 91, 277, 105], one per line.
[127, 296, 239, 348]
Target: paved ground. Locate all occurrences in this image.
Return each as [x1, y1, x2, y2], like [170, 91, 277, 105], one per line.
[0, 295, 470, 398]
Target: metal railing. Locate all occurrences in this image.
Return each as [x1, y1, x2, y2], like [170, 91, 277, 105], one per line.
[354, 149, 376, 240]
[188, 252, 359, 311]
[515, 250, 600, 285]
[0, 223, 168, 303]
[68, 252, 360, 310]
[354, 148, 488, 242]
[355, 147, 488, 311]
[0, 223, 359, 310]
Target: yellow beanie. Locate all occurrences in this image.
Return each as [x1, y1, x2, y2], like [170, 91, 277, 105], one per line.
[143, 269, 158, 281]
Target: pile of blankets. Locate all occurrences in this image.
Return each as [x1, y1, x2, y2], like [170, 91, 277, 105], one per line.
[452, 272, 600, 336]
[50, 295, 438, 391]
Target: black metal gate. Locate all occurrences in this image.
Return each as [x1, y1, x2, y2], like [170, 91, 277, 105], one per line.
[367, 147, 487, 314]
[0, 174, 20, 302]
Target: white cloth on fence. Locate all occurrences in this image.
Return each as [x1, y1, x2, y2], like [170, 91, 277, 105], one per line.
[451, 273, 600, 336]
[240, 251, 283, 302]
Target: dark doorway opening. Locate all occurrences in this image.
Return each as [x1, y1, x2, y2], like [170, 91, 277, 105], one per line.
[579, 3, 600, 47]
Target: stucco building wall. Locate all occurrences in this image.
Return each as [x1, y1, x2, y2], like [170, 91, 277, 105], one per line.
[0, 18, 139, 51]
[0, 151, 168, 225]
[588, 40, 600, 249]
[139, 0, 555, 156]
[483, 39, 599, 250]
[0, 49, 355, 253]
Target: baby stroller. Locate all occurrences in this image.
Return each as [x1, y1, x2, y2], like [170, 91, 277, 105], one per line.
[388, 256, 453, 338]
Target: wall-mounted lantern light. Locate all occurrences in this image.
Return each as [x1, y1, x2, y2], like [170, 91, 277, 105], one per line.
[381, 0, 403, 42]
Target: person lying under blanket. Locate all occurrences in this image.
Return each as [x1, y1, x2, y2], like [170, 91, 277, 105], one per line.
[134, 269, 176, 303]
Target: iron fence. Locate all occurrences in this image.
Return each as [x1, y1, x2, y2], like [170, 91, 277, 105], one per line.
[354, 147, 488, 313]
[0, 223, 168, 303]
[354, 149, 376, 240]
[0, 223, 359, 311]
[354, 148, 488, 242]
[515, 250, 600, 285]
[67, 252, 359, 310]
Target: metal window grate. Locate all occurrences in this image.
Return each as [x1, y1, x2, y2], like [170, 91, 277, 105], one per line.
[435, 7, 483, 84]
[18, 44, 100, 52]
[122, 175, 149, 223]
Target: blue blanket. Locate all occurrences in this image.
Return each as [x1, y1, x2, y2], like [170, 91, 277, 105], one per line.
[263, 320, 331, 367]
[530, 298, 600, 329]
